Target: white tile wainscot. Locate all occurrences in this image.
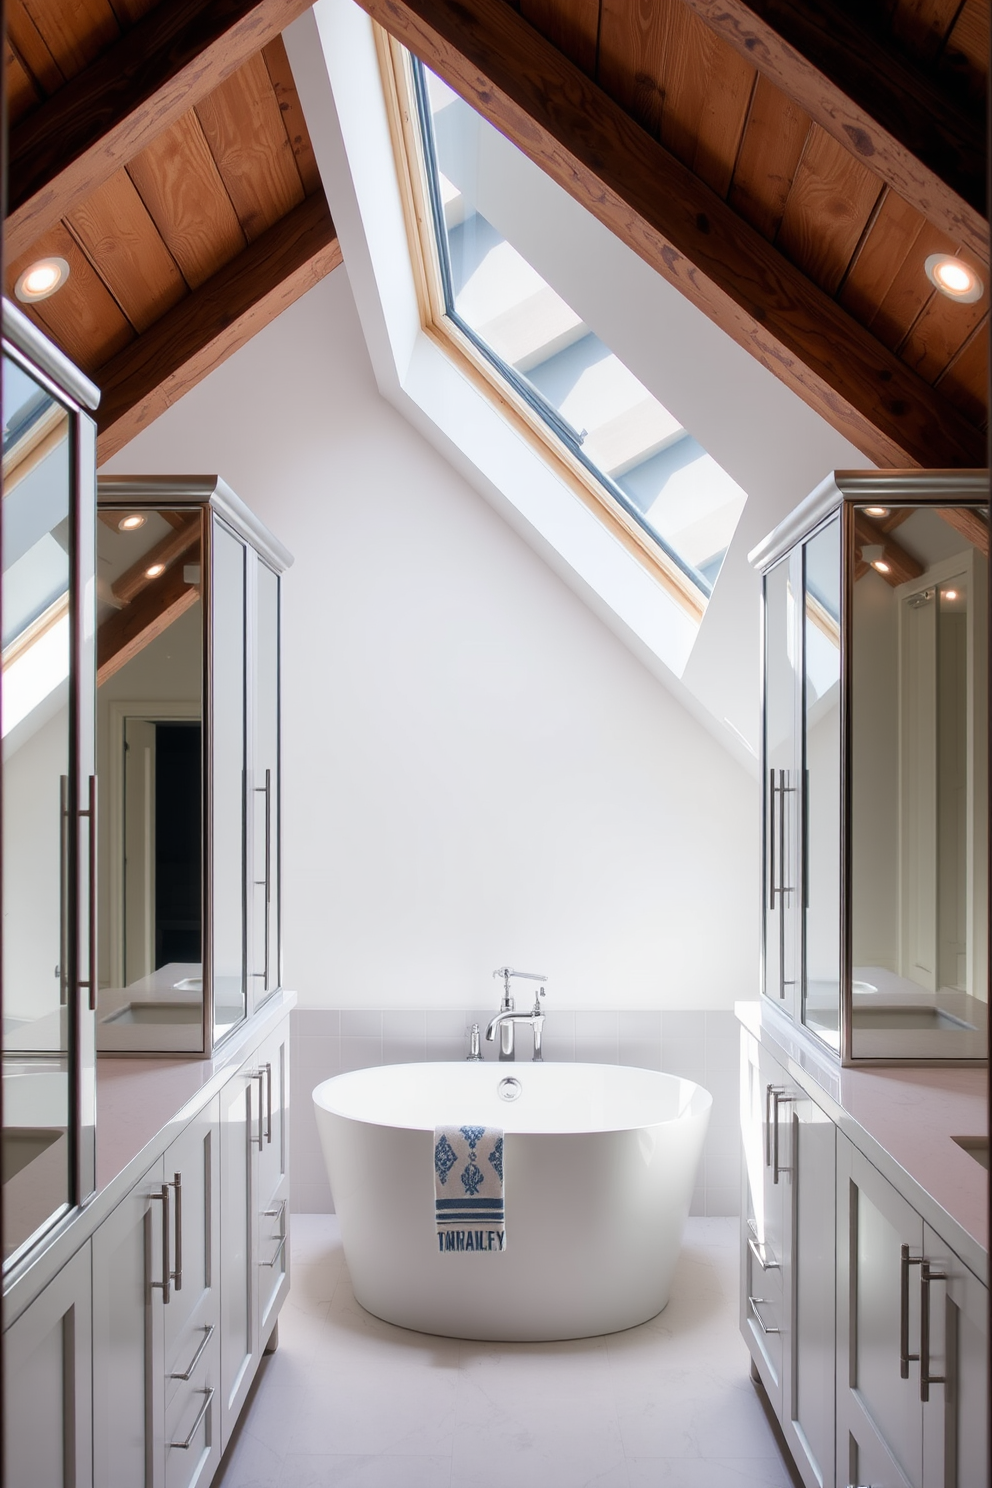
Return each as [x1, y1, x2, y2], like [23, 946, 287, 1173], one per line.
[290, 1008, 741, 1217]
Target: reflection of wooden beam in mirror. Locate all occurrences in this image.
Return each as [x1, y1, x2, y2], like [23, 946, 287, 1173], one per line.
[854, 510, 924, 586]
[98, 545, 200, 686]
[1, 405, 68, 494]
[111, 515, 201, 605]
[806, 592, 839, 646]
[937, 507, 989, 556]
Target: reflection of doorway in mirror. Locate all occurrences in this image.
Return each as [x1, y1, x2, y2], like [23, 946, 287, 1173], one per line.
[107, 699, 201, 989]
[898, 550, 988, 1003]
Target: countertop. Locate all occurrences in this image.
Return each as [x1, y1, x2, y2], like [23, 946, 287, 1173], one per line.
[4, 989, 296, 1325]
[737, 999, 988, 1285]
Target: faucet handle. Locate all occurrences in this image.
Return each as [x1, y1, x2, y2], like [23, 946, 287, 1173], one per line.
[532, 987, 546, 1013]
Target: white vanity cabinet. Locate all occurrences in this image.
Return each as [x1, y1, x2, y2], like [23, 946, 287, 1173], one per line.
[3, 1243, 93, 1488]
[92, 1100, 221, 1488]
[740, 1034, 835, 1488]
[837, 1137, 988, 1488]
[219, 1016, 290, 1450]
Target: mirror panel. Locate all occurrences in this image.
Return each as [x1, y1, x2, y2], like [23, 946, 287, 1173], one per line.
[850, 503, 988, 1058]
[2, 350, 72, 1259]
[252, 560, 280, 1004]
[802, 518, 842, 1048]
[212, 520, 246, 1043]
[763, 555, 800, 1015]
[95, 509, 204, 1051]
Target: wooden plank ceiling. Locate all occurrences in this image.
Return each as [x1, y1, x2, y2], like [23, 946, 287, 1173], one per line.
[3, 0, 988, 471]
[358, 0, 989, 469]
[4, 0, 342, 462]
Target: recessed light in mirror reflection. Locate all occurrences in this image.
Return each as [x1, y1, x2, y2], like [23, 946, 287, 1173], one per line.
[118, 514, 145, 531]
[864, 506, 888, 517]
[145, 562, 165, 578]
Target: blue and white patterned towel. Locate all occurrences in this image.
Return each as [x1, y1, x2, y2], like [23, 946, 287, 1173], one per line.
[434, 1124, 505, 1254]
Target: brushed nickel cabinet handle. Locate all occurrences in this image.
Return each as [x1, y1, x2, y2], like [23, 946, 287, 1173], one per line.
[772, 1090, 795, 1184]
[170, 1387, 214, 1450]
[78, 775, 97, 1010]
[747, 1233, 779, 1271]
[261, 1232, 288, 1269]
[250, 1071, 265, 1148]
[168, 1172, 183, 1291]
[171, 1324, 215, 1382]
[748, 1295, 780, 1335]
[150, 1184, 171, 1304]
[900, 1244, 922, 1378]
[920, 1261, 947, 1402]
[764, 1085, 785, 1168]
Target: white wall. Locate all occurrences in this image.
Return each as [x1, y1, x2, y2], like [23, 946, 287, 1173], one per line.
[102, 268, 759, 1011]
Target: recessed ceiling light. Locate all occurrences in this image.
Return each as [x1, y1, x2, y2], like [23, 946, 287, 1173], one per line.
[924, 254, 984, 304]
[14, 256, 71, 304]
[145, 562, 166, 579]
[873, 560, 891, 574]
[118, 514, 146, 532]
[864, 506, 889, 518]
[943, 589, 958, 600]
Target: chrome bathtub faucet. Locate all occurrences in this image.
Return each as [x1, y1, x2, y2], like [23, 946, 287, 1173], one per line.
[486, 967, 547, 1061]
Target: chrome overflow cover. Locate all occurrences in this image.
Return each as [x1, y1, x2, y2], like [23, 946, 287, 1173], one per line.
[497, 1077, 522, 1102]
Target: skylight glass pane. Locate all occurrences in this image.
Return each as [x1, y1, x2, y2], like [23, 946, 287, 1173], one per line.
[415, 64, 746, 605]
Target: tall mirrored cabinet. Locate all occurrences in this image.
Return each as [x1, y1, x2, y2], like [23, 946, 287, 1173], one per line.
[95, 477, 292, 1056]
[2, 301, 99, 1268]
[751, 471, 988, 1064]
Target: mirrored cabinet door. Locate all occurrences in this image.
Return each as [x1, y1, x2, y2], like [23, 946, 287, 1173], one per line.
[850, 500, 988, 1059]
[3, 312, 97, 1267]
[212, 518, 247, 1045]
[251, 559, 280, 1005]
[762, 555, 800, 1017]
[94, 507, 204, 1053]
[802, 518, 841, 1050]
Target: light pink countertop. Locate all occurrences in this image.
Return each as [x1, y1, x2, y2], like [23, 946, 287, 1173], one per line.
[737, 1000, 988, 1284]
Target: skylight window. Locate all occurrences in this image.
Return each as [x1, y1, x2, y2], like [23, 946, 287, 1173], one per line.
[410, 61, 746, 611]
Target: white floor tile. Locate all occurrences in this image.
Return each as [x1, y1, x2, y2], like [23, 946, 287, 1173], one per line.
[215, 1216, 791, 1488]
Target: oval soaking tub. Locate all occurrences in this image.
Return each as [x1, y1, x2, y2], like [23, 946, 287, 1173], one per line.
[313, 1062, 711, 1341]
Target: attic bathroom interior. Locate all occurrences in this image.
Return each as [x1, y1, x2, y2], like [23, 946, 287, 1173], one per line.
[1, 0, 989, 1486]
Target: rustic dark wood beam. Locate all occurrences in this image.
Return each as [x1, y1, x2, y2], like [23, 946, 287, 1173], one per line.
[678, 0, 988, 262]
[854, 510, 924, 586]
[97, 553, 200, 685]
[5, 0, 316, 261]
[95, 192, 342, 464]
[359, 0, 985, 468]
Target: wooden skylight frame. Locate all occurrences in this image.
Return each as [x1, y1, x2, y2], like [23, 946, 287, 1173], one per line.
[374, 27, 708, 624]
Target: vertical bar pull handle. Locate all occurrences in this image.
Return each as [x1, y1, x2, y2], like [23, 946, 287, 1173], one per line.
[768, 769, 777, 911]
[771, 1090, 795, 1185]
[78, 775, 98, 1010]
[150, 1184, 171, 1304]
[900, 1244, 922, 1377]
[920, 1261, 947, 1402]
[251, 1071, 265, 1148]
[263, 1060, 272, 1144]
[59, 776, 69, 1007]
[764, 1085, 785, 1169]
[168, 1172, 183, 1291]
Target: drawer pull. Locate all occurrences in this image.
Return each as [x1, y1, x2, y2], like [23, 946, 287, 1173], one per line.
[261, 1231, 288, 1269]
[171, 1323, 215, 1382]
[920, 1261, 947, 1402]
[748, 1295, 780, 1335]
[747, 1233, 779, 1271]
[170, 1387, 213, 1450]
[900, 1244, 922, 1377]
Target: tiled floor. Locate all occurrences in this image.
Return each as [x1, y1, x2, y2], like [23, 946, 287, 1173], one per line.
[217, 1215, 796, 1488]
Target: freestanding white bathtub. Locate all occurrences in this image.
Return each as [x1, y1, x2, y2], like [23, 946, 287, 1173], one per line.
[313, 1061, 711, 1341]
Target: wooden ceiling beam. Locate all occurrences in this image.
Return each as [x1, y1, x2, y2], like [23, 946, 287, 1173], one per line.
[97, 554, 200, 685]
[358, 0, 985, 469]
[938, 506, 990, 555]
[678, 0, 988, 263]
[5, 0, 315, 262]
[95, 191, 342, 464]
